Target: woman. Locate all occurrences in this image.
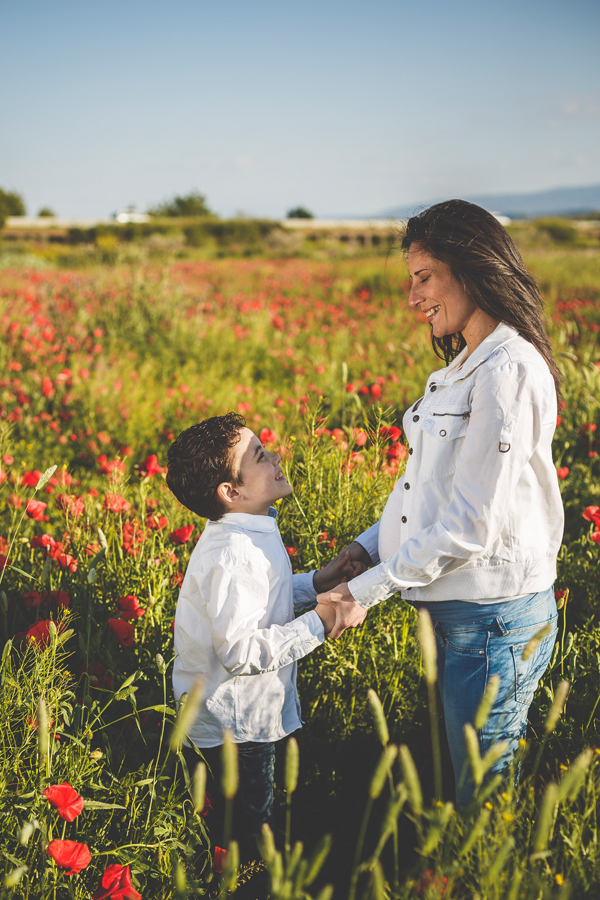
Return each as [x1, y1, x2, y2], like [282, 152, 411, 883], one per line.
[318, 200, 564, 807]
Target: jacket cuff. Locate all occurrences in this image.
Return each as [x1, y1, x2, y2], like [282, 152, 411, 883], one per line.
[347, 564, 395, 609]
[292, 571, 318, 610]
[355, 521, 381, 565]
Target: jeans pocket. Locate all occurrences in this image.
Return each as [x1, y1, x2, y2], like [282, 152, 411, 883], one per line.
[510, 624, 557, 706]
[445, 628, 489, 656]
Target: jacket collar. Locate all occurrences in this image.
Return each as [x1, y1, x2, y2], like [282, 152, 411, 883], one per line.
[209, 507, 278, 533]
[436, 323, 519, 385]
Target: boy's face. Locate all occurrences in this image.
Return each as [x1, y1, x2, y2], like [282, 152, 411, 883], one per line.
[224, 427, 292, 516]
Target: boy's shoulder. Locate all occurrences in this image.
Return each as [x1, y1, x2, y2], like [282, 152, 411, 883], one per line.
[189, 515, 277, 572]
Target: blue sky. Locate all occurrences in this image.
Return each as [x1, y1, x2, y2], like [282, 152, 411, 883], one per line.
[1, 0, 599, 218]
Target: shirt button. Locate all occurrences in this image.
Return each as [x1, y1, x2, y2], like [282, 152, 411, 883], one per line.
[409, 447, 413, 455]
[430, 384, 437, 392]
[413, 415, 420, 422]
[440, 429, 447, 437]
[401, 515, 407, 523]
[404, 482, 410, 490]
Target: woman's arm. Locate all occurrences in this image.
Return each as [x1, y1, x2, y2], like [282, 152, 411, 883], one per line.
[322, 357, 557, 628]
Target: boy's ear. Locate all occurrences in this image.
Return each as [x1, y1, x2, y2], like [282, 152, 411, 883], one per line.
[217, 481, 240, 507]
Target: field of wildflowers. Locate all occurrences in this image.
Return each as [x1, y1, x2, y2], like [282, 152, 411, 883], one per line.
[1, 245, 600, 898]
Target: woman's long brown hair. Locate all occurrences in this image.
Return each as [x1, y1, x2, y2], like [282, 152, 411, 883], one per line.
[401, 199, 562, 401]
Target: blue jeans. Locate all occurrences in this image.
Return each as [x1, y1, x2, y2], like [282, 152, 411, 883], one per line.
[416, 587, 557, 809]
[184, 740, 276, 862]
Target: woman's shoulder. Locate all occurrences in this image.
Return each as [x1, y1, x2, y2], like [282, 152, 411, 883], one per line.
[485, 331, 551, 380]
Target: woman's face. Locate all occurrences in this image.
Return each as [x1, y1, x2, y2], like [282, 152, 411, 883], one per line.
[407, 244, 479, 340]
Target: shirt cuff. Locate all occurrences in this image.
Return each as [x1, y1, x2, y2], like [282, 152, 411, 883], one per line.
[295, 608, 325, 647]
[347, 563, 396, 609]
[355, 521, 381, 565]
[292, 570, 318, 611]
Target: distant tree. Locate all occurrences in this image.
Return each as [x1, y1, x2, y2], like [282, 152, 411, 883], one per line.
[0, 188, 26, 227]
[287, 206, 314, 219]
[148, 190, 213, 218]
[38, 206, 57, 217]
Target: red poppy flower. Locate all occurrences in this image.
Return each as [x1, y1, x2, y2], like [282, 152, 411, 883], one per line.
[109, 618, 135, 648]
[213, 847, 227, 873]
[555, 589, 567, 601]
[557, 467, 569, 479]
[23, 590, 42, 609]
[285, 546, 297, 557]
[27, 619, 66, 649]
[22, 470, 42, 487]
[0, 554, 13, 572]
[379, 426, 402, 442]
[41, 590, 71, 609]
[79, 661, 113, 690]
[259, 428, 277, 445]
[92, 863, 141, 900]
[104, 493, 131, 513]
[583, 506, 600, 528]
[47, 840, 91, 875]
[416, 869, 448, 897]
[146, 514, 168, 531]
[170, 525, 194, 544]
[26, 499, 47, 521]
[591, 531, 600, 545]
[353, 429, 368, 446]
[44, 783, 85, 821]
[56, 494, 85, 517]
[140, 454, 164, 477]
[117, 595, 145, 620]
[31, 534, 57, 553]
[98, 456, 126, 475]
[370, 384, 382, 400]
[55, 552, 78, 573]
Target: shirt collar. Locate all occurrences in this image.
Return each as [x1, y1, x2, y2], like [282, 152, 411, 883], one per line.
[435, 322, 519, 384]
[211, 507, 278, 532]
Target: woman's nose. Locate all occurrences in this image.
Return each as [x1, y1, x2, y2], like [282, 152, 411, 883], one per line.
[408, 284, 421, 308]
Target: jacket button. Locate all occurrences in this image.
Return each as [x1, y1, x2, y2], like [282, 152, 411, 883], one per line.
[413, 415, 420, 422]
[404, 482, 410, 490]
[401, 516, 407, 523]
[409, 447, 413, 455]
[440, 429, 447, 437]
[430, 384, 437, 392]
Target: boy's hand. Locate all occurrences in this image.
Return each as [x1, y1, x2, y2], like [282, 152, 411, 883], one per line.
[316, 583, 368, 639]
[313, 549, 368, 594]
[315, 602, 336, 637]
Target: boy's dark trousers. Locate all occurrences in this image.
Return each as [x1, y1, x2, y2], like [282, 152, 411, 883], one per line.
[183, 740, 276, 864]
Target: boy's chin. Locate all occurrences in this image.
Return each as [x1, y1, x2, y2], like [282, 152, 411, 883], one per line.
[274, 482, 293, 500]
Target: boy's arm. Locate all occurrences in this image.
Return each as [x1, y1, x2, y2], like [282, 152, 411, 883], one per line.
[204, 557, 326, 677]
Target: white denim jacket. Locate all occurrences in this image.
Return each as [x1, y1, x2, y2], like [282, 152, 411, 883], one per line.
[173, 509, 323, 747]
[350, 323, 564, 607]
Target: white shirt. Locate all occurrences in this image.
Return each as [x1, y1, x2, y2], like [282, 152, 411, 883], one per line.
[173, 508, 324, 747]
[350, 323, 564, 606]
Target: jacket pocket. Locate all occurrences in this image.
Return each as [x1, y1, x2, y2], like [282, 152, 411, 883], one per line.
[431, 411, 470, 441]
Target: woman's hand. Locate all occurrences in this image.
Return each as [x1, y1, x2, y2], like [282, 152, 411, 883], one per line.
[313, 549, 368, 594]
[316, 582, 368, 639]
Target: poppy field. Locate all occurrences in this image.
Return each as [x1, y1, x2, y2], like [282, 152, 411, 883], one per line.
[1, 245, 600, 898]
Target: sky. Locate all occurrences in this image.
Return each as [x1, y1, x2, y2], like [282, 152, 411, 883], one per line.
[1, 0, 599, 219]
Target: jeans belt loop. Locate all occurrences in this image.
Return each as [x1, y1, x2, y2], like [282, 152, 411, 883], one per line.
[495, 615, 509, 636]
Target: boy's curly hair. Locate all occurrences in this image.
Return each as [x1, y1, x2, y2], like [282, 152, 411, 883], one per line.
[166, 412, 245, 521]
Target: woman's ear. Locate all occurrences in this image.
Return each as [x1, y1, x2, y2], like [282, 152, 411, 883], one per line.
[217, 481, 240, 508]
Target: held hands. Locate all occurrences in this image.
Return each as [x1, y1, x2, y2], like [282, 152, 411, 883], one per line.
[316, 582, 368, 640]
[312, 546, 368, 594]
[313, 541, 372, 638]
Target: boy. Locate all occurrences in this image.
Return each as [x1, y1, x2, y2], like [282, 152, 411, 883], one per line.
[166, 412, 359, 862]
